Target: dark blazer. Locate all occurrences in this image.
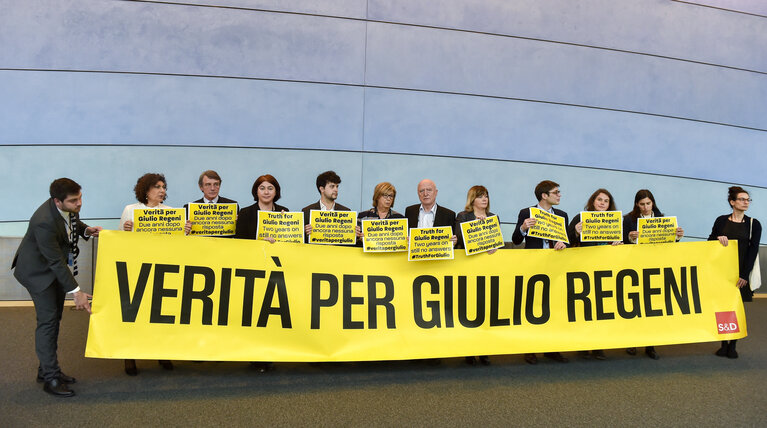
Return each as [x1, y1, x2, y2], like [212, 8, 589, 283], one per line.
[511, 206, 570, 249]
[301, 201, 351, 228]
[235, 202, 290, 240]
[12, 199, 89, 293]
[184, 196, 238, 213]
[454, 211, 497, 249]
[405, 204, 456, 233]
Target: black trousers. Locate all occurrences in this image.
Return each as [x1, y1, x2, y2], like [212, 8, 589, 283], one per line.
[29, 280, 67, 382]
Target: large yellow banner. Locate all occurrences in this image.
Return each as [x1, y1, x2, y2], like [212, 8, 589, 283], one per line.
[86, 231, 746, 361]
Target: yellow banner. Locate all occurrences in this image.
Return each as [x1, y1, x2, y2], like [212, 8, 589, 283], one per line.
[188, 203, 237, 236]
[580, 211, 623, 242]
[362, 218, 409, 252]
[86, 232, 746, 361]
[408, 226, 454, 261]
[309, 210, 357, 245]
[638, 217, 678, 244]
[459, 215, 504, 256]
[133, 208, 186, 235]
[527, 207, 569, 244]
[257, 211, 304, 243]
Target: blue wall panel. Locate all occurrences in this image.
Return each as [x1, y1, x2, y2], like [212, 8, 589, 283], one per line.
[368, 0, 767, 72]
[0, 0, 366, 84]
[0, 71, 364, 148]
[365, 22, 767, 130]
[363, 88, 767, 187]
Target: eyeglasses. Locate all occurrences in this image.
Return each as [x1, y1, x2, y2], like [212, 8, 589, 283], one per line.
[548, 190, 561, 195]
[381, 194, 394, 199]
[736, 198, 752, 202]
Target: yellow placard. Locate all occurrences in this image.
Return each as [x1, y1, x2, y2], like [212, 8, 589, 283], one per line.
[362, 218, 409, 252]
[580, 211, 623, 242]
[638, 216, 678, 244]
[309, 210, 357, 245]
[132, 208, 186, 235]
[527, 207, 569, 244]
[459, 215, 505, 256]
[408, 226, 454, 261]
[257, 211, 304, 243]
[188, 203, 237, 236]
[86, 232, 746, 362]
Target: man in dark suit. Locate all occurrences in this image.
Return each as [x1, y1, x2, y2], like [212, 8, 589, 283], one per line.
[404, 179, 457, 243]
[302, 170, 351, 236]
[186, 170, 238, 207]
[511, 179, 569, 365]
[12, 178, 102, 397]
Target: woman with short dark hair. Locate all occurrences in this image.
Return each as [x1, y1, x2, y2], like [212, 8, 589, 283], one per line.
[709, 186, 761, 359]
[235, 174, 289, 241]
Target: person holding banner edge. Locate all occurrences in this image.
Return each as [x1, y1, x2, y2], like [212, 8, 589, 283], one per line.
[455, 185, 498, 366]
[302, 170, 351, 236]
[235, 174, 289, 243]
[12, 178, 102, 397]
[119, 173, 189, 375]
[622, 189, 684, 360]
[511, 180, 570, 365]
[567, 188, 622, 361]
[709, 186, 761, 359]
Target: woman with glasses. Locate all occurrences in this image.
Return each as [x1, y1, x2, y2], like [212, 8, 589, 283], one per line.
[119, 173, 190, 375]
[358, 182, 405, 221]
[709, 186, 761, 359]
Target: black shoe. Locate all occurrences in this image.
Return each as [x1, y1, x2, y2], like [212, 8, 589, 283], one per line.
[464, 356, 477, 365]
[43, 379, 75, 397]
[626, 347, 637, 356]
[479, 356, 490, 366]
[578, 350, 591, 359]
[37, 372, 76, 384]
[158, 360, 174, 370]
[524, 353, 538, 365]
[727, 343, 738, 359]
[715, 345, 728, 357]
[124, 359, 138, 376]
[593, 350, 606, 360]
[645, 348, 659, 360]
[544, 352, 569, 363]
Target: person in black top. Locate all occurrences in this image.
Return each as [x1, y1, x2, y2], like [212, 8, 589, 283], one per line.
[235, 174, 289, 242]
[622, 189, 684, 360]
[302, 170, 351, 237]
[709, 186, 762, 359]
[356, 182, 405, 245]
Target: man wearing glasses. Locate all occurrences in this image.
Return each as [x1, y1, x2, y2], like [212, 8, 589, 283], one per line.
[511, 179, 570, 365]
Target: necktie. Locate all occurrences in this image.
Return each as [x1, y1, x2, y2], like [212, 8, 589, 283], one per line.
[69, 212, 80, 277]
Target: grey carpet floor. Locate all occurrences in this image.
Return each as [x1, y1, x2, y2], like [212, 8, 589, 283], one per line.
[1, 301, 766, 427]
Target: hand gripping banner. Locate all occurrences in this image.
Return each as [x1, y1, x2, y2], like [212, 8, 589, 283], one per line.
[86, 231, 746, 361]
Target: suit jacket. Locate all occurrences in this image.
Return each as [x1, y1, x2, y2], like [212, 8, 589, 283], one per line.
[301, 201, 351, 227]
[235, 202, 290, 240]
[12, 199, 89, 294]
[405, 204, 456, 233]
[183, 196, 238, 213]
[511, 206, 569, 249]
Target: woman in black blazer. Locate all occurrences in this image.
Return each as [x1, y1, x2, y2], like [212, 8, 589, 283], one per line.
[709, 186, 762, 359]
[235, 174, 289, 241]
[622, 189, 684, 360]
